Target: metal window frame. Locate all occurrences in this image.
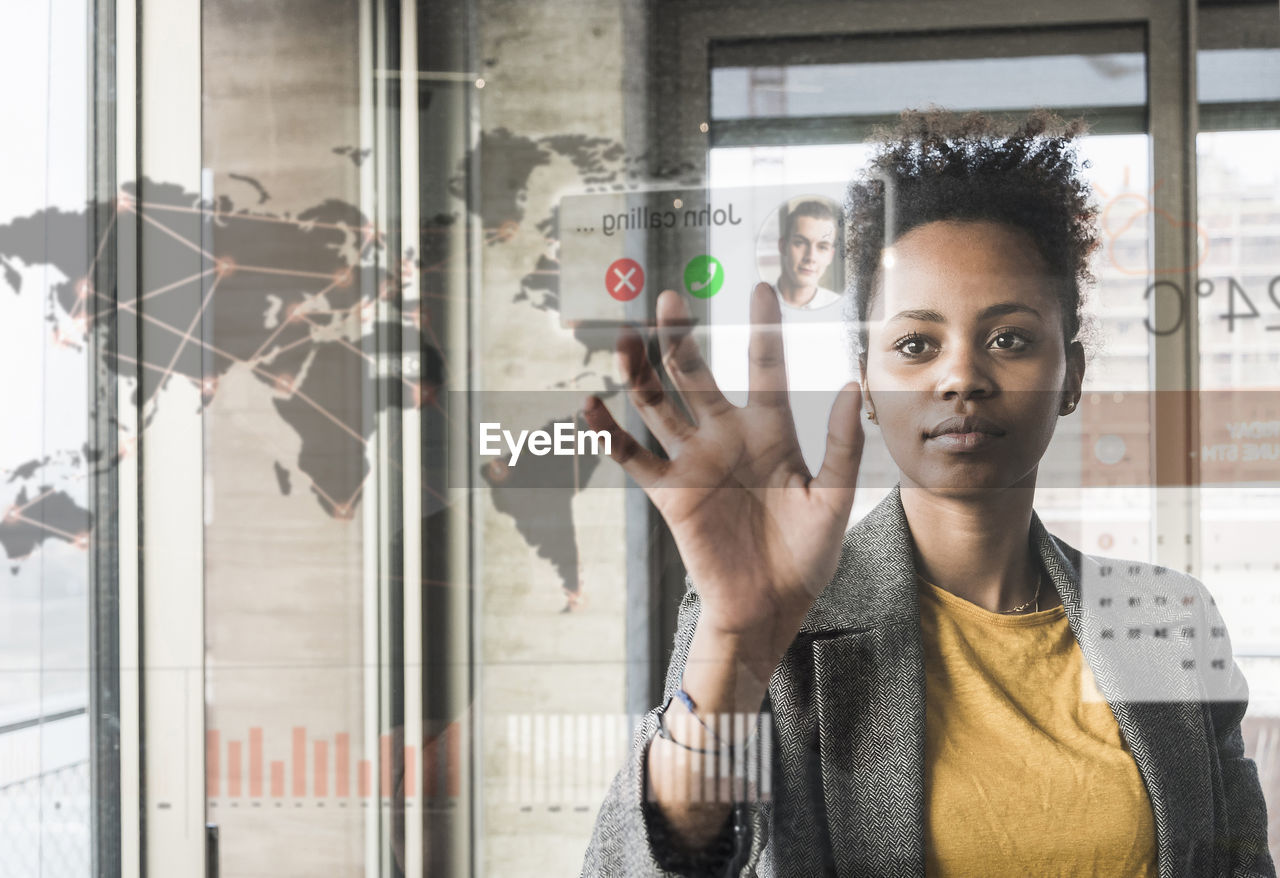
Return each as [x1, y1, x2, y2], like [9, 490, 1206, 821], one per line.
[361, 2, 407, 872]
[707, 23, 1151, 145]
[1197, 3, 1280, 132]
[92, 0, 208, 873]
[88, 0, 122, 874]
[366, 1, 480, 875]
[112, 6, 142, 874]
[124, 0, 208, 872]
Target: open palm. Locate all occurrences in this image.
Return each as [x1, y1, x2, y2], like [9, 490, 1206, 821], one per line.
[583, 284, 865, 644]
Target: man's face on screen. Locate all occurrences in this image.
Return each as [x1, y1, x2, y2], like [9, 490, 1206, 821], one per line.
[862, 219, 1084, 498]
[779, 215, 836, 295]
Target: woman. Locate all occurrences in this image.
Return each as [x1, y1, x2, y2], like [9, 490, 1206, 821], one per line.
[578, 110, 1273, 877]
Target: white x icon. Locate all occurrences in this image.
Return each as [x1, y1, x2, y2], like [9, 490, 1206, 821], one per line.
[612, 266, 637, 292]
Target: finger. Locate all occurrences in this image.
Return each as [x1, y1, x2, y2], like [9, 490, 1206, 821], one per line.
[582, 394, 668, 490]
[616, 327, 694, 452]
[655, 289, 731, 420]
[747, 283, 789, 408]
[811, 381, 865, 509]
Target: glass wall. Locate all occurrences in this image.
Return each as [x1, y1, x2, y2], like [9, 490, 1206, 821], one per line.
[198, 3, 372, 874]
[198, 2, 470, 875]
[1195, 10, 1280, 852]
[0, 2, 95, 876]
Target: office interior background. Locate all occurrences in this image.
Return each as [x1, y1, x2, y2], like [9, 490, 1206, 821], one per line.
[1, 0, 1279, 875]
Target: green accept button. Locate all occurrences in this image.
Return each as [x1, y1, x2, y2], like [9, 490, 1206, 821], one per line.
[683, 255, 724, 299]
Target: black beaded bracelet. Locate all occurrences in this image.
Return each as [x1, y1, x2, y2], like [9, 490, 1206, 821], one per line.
[656, 696, 736, 757]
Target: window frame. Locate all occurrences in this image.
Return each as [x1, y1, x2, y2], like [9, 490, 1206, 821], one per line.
[644, 0, 1203, 694]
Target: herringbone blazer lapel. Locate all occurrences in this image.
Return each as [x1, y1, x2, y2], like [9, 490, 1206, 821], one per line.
[793, 484, 1216, 878]
[805, 486, 925, 876]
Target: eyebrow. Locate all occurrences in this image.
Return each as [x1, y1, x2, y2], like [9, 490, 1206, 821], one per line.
[887, 303, 1043, 323]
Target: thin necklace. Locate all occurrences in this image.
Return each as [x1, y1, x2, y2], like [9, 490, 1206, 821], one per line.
[917, 570, 1045, 614]
[998, 569, 1044, 615]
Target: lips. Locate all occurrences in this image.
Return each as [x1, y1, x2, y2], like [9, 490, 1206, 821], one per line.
[927, 415, 1006, 439]
[928, 431, 1000, 452]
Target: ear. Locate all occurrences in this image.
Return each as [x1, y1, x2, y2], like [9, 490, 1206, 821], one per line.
[1064, 340, 1085, 398]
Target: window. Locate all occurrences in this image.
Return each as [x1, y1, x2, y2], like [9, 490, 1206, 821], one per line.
[1194, 16, 1280, 838]
[0, 1, 98, 875]
[707, 26, 1157, 567]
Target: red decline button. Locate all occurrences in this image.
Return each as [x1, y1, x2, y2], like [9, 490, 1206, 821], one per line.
[605, 258, 644, 302]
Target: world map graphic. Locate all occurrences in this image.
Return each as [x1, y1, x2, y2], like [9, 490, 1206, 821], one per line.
[0, 129, 693, 596]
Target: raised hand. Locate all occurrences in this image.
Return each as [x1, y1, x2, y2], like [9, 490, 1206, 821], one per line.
[583, 283, 865, 652]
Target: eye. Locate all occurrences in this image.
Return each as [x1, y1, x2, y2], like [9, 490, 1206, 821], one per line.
[892, 331, 933, 359]
[990, 329, 1032, 352]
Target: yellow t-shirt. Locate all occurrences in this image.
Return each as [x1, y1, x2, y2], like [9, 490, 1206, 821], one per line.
[919, 576, 1158, 878]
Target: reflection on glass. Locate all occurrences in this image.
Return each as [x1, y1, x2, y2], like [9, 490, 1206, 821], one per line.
[7, 2, 1280, 875]
[1196, 127, 1280, 655]
[0, 1, 93, 875]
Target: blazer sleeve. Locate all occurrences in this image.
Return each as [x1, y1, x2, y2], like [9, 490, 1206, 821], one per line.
[1193, 577, 1277, 877]
[579, 576, 772, 877]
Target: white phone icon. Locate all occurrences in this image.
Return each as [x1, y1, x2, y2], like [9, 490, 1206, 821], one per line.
[690, 260, 719, 293]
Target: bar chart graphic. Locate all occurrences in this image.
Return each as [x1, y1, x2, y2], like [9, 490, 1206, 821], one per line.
[205, 713, 774, 809]
[205, 722, 463, 804]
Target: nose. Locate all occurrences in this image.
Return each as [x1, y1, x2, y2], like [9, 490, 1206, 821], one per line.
[934, 343, 996, 403]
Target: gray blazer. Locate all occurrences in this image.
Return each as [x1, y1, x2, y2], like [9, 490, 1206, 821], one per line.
[581, 484, 1275, 877]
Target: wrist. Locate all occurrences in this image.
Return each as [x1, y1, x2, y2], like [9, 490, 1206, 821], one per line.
[697, 609, 807, 672]
[683, 621, 793, 713]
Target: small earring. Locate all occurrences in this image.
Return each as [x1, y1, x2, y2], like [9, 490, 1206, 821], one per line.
[1060, 397, 1077, 415]
[866, 408, 878, 424]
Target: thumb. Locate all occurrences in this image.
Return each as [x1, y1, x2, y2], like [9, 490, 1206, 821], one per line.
[810, 380, 865, 511]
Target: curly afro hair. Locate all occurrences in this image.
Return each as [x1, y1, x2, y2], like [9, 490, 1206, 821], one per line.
[845, 107, 1101, 369]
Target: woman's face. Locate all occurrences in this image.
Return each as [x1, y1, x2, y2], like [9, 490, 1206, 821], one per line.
[861, 219, 1085, 498]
